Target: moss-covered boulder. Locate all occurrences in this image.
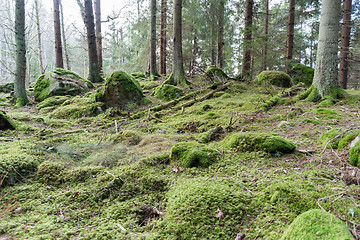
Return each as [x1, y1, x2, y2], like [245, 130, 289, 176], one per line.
[0, 82, 14, 93]
[203, 65, 228, 80]
[95, 70, 144, 110]
[34, 68, 93, 102]
[0, 111, 16, 130]
[154, 84, 183, 101]
[280, 209, 355, 240]
[290, 63, 314, 87]
[256, 71, 292, 88]
[222, 132, 296, 154]
[163, 178, 248, 239]
[170, 142, 220, 168]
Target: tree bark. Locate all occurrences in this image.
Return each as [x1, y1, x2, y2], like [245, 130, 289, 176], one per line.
[94, 0, 103, 73]
[242, 0, 253, 79]
[59, 0, 71, 70]
[53, 0, 64, 68]
[339, 0, 352, 89]
[285, 0, 295, 73]
[34, 0, 45, 74]
[150, 0, 158, 76]
[160, 0, 167, 75]
[14, 0, 29, 106]
[210, 0, 216, 66]
[262, 0, 269, 71]
[84, 0, 102, 83]
[216, 0, 225, 68]
[313, 0, 341, 96]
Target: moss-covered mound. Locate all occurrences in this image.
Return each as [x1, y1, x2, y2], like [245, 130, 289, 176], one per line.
[154, 84, 183, 101]
[280, 209, 354, 240]
[0, 82, 14, 93]
[222, 132, 296, 154]
[163, 178, 249, 239]
[0, 111, 16, 130]
[36, 161, 65, 186]
[197, 126, 224, 143]
[107, 130, 142, 145]
[131, 72, 145, 79]
[95, 70, 144, 110]
[49, 96, 104, 119]
[34, 68, 93, 102]
[170, 142, 220, 168]
[36, 95, 71, 111]
[290, 63, 314, 87]
[256, 71, 292, 88]
[203, 65, 228, 80]
[350, 136, 360, 167]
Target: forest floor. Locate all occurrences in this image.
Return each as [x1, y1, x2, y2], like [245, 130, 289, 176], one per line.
[0, 75, 360, 239]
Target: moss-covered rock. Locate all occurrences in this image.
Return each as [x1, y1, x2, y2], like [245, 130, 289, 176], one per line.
[131, 72, 145, 79]
[222, 132, 296, 154]
[170, 142, 220, 168]
[95, 70, 144, 110]
[154, 84, 183, 101]
[163, 178, 249, 239]
[350, 136, 360, 167]
[49, 96, 104, 119]
[280, 209, 354, 240]
[0, 110, 16, 130]
[36, 95, 71, 110]
[34, 68, 93, 102]
[0, 82, 14, 93]
[203, 65, 228, 80]
[256, 71, 292, 88]
[36, 161, 65, 185]
[290, 63, 314, 87]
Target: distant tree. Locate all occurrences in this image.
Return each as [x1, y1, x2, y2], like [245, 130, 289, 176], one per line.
[160, 0, 167, 75]
[339, 0, 352, 89]
[242, 0, 253, 79]
[210, 0, 217, 66]
[217, 0, 225, 68]
[59, 0, 71, 70]
[53, 0, 64, 68]
[84, 0, 102, 83]
[34, 0, 45, 74]
[262, 0, 269, 71]
[285, 0, 295, 73]
[94, 0, 103, 73]
[14, 0, 29, 106]
[150, 0, 158, 77]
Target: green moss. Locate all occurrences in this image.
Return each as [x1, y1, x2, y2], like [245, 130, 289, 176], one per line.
[36, 161, 65, 185]
[170, 142, 220, 168]
[33, 74, 50, 102]
[14, 96, 29, 108]
[256, 71, 292, 88]
[317, 128, 341, 149]
[0, 110, 17, 130]
[221, 132, 296, 154]
[291, 63, 314, 87]
[106, 71, 142, 93]
[131, 71, 146, 79]
[63, 165, 105, 183]
[207, 111, 221, 119]
[163, 72, 190, 89]
[203, 65, 228, 80]
[162, 178, 249, 239]
[197, 126, 224, 143]
[350, 137, 360, 167]
[154, 84, 183, 101]
[36, 95, 71, 110]
[280, 209, 354, 240]
[338, 131, 358, 151]
[107, 130, 142, 145]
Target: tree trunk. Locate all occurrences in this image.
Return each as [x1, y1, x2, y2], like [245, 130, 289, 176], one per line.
[76, 0, 86, 24]
[14, 0, 29, 106]
[210, 0, 216, 66]
[150, 0, 158, 76]
[59, 0, 71, 70]
[262, 0, 269, 71]
[169, 0, 187, 86]
[242, 0, 253, 80]
[339, 0, 352, 89]
[312, 0, 341, 96]
[94, 0, 103, 73]
[160, 0, 167, 75]
[285, 0, 295, 73]
[84, 0, 102, 83]
[34, 0, 45, 74]
[53, 0, 64, 68]
[189, 33, 198, 75]
[216, 0, 225, 68]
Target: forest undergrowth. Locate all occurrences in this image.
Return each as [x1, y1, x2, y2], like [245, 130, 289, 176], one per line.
[0, 75, 360, 239]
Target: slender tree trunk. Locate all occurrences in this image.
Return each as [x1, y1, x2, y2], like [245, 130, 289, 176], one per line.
[312, 0, 341, 96]
[285, 0, 295, 73]
[210, 0, 216, 66]
[59, 0, 71, 70]
[34, 0, 45, 74]
[190, 33, 198, 74]
[242, 0, 253, 79]
[339, 0, 352, 89]
[76, 0, 86, 24]
[84, 0, 101, 83]
[150, 0, 158, 76]
[170, 0, 187, 86]
[15, 0, 29, 106]
[94, 0, 103, 73]
[217, 0, 225, 68]
[160, 0, 167, 75]
[53, 0, 64, 68]
[262, 0, 269, 71]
